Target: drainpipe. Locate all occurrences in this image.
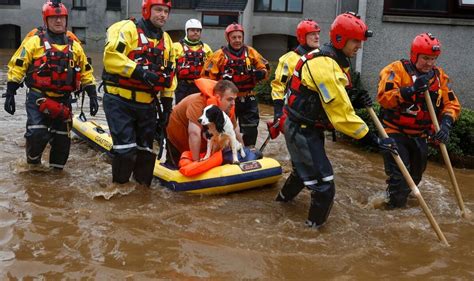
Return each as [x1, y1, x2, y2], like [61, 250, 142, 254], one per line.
[356, 0, 368, 73]
[126, 0, 129, 18]
[335, 0, 342, 15]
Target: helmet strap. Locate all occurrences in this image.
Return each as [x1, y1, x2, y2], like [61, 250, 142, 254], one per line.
[184, 36, 201, 46]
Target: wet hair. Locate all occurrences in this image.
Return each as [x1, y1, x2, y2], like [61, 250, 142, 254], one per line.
[214, 80, 238, 96]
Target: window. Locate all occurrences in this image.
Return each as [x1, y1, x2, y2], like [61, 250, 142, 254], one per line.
[254, 0, 303, 13]
[202, 13, 239, 27]
[106, 0, 121, 11]
[384, 0, 474, 19]
[173, 0, 195, 9]
[73, 0, 87, 10]
[72, 27, 86, 44]
[0, 0, 20, 5]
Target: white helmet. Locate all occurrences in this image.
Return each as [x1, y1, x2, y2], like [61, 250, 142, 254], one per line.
[185, 19, 202, 31]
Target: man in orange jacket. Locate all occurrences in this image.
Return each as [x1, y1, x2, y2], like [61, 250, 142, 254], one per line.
[377, 33, 461, 208]
[166, 79, 244, 165]
[201, 23, 270, 148]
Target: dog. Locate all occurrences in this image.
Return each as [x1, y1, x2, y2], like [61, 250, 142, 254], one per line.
[198, 105, 246, 163]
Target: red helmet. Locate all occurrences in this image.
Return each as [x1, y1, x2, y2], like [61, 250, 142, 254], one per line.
[410, 33, 441, 63]
[330, 12, 372, 49]
[142, 0, 172, 20]
[42, 0, 68, 26]
[225, 23, 244, 42]
[296, 19, 320, 45]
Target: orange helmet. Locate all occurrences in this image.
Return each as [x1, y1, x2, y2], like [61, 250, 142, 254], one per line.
[142, 0, 172, 20]
[410, 33, 441, 64]
[225, 23, 244, 42]
[330, 12, 372, 49]
[42, 0, 68, 26]
[296, 19, 320, 45]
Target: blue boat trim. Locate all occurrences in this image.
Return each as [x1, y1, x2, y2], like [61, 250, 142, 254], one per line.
[161, 166, 282, 192]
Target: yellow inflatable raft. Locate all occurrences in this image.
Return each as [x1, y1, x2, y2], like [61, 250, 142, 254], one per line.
[71, 116, 283, 194]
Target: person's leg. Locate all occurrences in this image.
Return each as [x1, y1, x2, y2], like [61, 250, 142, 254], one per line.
[24, 91, 51, 165]
[103, 93, 137, 184]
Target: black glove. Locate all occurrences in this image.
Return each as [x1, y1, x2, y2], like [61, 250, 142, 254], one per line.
[360, 131, 399, 155]
[434, 115, 453, 144]
[132, 66, 160, 87]
[273, 99, 284, 122]
[84, 85, 99, 116]
[254, 69, 266, 81]
[159, 96, 173, 127]
[400, 71, 435, 101]
[3, 82, 20, 115]
[349, 89, 372, 109]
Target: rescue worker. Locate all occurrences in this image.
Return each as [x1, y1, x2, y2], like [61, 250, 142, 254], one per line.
[166, 79, 243, 165]
[271, 19, 321, 124]
[3, 0, 98, 170]
[377, 33, 461, 208]
[276, 12, 398, 228]
[173, 19, 213, 104]
[201, 23, 270, 148]
[270, 19, 321, 192]
[101, 0, 176, 186]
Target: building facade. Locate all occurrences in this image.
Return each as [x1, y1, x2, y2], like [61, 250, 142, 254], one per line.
[1, 0, 473, 107]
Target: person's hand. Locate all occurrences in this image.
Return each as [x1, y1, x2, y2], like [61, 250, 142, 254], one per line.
[434, 115, 453, 144]
[254, 69, 266, 81]
[84, 85, 99, 116]
[132, 66, 160, 87]
[413, 70, 435, 93]
[273, 99, 284, 122]
[377, 137, 398, 155]
[358, 90, 373, 107]
[3, 82, 20, 115]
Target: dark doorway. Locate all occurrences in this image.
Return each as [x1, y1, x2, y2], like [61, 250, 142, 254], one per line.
[0, 25, 21, 49]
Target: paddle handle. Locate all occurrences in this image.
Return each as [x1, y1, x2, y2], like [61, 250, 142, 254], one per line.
[424, 91, 466, 217]
[367, 107, 449, 245]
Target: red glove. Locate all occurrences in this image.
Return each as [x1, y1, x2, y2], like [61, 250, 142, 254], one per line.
[267, 120, 281, 139]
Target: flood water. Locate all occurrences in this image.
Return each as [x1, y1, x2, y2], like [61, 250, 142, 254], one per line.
[0, 49, 473, 279]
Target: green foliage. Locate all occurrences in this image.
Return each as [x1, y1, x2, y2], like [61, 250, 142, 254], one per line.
[254, 62, 277, 105]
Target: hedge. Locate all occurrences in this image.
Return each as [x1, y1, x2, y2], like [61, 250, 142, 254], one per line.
[255, 65, 473, 167]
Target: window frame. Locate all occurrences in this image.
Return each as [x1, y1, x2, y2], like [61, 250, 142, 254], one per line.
[72, 27, 87, 45]
[383, 0, 474, 19]
[254, 0, 303, 14]
[72, 0, 87, 10]
[106, 0, 121, 11]
[201, 12, 239, 27]
[173, 0, 195, 9]
[0, 0, 21, 5]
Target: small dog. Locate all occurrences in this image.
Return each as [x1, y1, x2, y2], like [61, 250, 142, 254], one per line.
[198, 105, 246, 163]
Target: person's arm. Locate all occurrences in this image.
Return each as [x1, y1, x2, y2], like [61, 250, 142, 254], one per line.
[7, 35, 37, 83]
[188, 121, 202, 161]
[162, 33, 176, 98]
[74, 41, 95, 87]
[201, 50, 223, 80]
[103, 20, 137, 78]
[377, 61, 413, 109]
[249, 47, 270, 82]
[304, 57, 368, 139]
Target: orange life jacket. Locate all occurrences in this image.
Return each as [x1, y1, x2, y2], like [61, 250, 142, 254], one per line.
[102, 19, 174, 93]
[178, 150, 223, 177]
[176, 40, 205, 80]
[381, 59, 441, 135]
[25, 29, 81, 94]
[220, 46, 256, 92]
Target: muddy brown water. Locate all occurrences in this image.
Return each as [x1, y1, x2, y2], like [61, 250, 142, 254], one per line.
[0, 49, 473, 280]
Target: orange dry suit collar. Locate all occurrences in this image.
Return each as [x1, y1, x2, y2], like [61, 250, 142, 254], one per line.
[194, 78, 235, 119]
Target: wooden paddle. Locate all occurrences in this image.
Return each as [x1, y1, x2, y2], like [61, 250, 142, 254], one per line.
[424, 91, 468, 218]
[367, 107, 449, 245]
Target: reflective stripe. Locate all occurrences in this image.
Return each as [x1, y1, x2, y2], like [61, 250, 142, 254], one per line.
[304, 179, 318, 186]
[354, 124, 367, 137]
[322, 175, 334, 182]
[27, 154, 41, 161]
[318, 83, 331, 100]
[27, 125, 48, 130]
[49, 163, 65, 169]
[137, 145, 154, 153]
[113, 143, 137, 150]
[50, 129, 69, 135]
